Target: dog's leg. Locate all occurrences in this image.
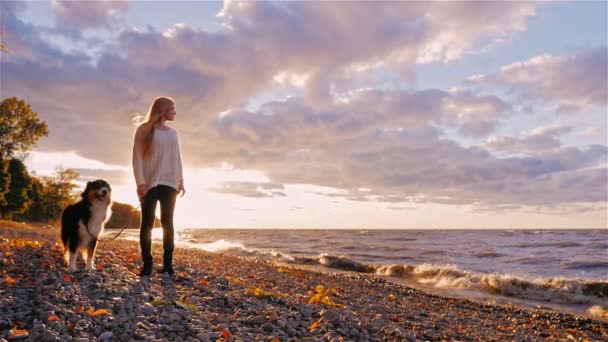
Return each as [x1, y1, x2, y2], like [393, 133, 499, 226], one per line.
[68, 251, 78, 273]
[85, 239, 98, 271]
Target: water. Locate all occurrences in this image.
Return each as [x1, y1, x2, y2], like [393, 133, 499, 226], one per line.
[112, 228, 608, 315]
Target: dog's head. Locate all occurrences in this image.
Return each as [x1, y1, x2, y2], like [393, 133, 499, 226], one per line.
[81, 179, 112, 205]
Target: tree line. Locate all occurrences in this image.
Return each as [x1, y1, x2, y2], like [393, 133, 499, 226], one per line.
[1, 97, 153, 228]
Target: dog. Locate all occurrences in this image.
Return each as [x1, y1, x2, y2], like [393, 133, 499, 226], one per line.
[61, 179, 112, 272]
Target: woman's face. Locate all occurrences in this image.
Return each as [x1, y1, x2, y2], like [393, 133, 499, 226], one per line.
[164, 105, 176, 121]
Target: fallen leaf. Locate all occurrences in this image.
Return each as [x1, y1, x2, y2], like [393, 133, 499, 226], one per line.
[221, 329, 231, 341]
[95, 264, 104, 270]
[9, 329, 28, 337]
[63, 274, 71, 282]
[47, 315, 60, 322]
[4, 275, 16, 285]
[270, 339, 281, 342]
[199, 279, 210, 286]
[89, 309, 109, 316]
[4, 251, 11, 257]
[309, 320, 320, 331]
[175, 300, 196, 311]
[151, 299, 166, 307]
[74, 306, 84, 314]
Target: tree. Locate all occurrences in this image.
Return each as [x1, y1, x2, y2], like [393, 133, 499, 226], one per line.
[0, 31, 8, 54]
[0, 97, 48, 160]
[38, 168, 79, 223]
[0, 159, 33, 219]
[105, 201, 157, 229]
[15, 175, 44, 222]
[0, 158, 9, 208]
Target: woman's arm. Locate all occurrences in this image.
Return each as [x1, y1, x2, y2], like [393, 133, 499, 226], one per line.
[176, 131, 185, 197]
[132, 125, 147, 199]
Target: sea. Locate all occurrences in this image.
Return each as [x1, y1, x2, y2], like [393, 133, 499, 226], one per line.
[111, 228, 608, 316]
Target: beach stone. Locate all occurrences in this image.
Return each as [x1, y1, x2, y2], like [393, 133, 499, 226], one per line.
[320, 310, 341, 326]
[286, 318, 298, 329]
[39, 311, 55, 321]
[196, 333, 211, 342]
[246, 316, 265, 326]
[7, 331, 29, 340]
[73, 338, 89, 342]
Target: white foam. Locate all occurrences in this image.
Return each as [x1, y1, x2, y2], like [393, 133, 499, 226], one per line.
[182, 239, 245, 252]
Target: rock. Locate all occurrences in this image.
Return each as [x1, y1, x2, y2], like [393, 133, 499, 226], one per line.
[7, 331, 29, 340]
[286, 318, 298, 329]
[321, 310, 342, 326]
[73, 338, 89, 342]
[246, 316, 265, 326]
[98, 331, 113, 340]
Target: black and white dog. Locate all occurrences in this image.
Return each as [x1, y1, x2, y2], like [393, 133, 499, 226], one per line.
[61, 180, 112, 272]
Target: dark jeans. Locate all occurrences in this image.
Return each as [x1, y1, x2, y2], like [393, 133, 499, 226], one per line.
[140, 185, 178, 266]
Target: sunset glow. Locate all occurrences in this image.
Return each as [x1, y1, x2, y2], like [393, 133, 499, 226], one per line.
[2, 0, 606, 229]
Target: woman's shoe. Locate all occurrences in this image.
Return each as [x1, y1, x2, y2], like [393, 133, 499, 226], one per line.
[139, 263, 152, 277]
[158, 266, 175, 275]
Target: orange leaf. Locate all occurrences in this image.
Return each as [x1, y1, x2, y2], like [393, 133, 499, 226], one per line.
[270, 339, 281, 342]
[309, 320, 320, 331]
[89, 309, 110, 316]
[63, 274, 72, 282]
[221, 329, 231, 340]
[200, 279, 210, 286]
[74, 306, 84, 314]
[95, 264, 104, 270]
[4, 275, 16, 285]
[47, 315, 60, 322]
[4, 251, 11, 257]
[10, 329, 28, 337]
[87, 308, 94, 315]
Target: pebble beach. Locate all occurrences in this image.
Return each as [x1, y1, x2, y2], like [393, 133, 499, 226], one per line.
[1, 223, 606, 342]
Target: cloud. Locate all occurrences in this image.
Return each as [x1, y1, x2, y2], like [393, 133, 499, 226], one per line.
[71, 168, 130, 185]
[211, 181, 286, 198]
[486, 124, 573, 154]
[2, 1, 604, 213]
[210, 91, 606, 209]
[467, 46, 608, 111]
[50, 0, 130, 29]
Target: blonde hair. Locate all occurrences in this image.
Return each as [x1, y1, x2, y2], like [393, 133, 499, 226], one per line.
[134, 96, 175, 156]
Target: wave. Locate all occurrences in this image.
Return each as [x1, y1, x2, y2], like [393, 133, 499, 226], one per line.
[471, 249, 503, 258]
[374, 264, 608, 305]
[507, 241, 583, 248]
[168, 237, 608, 307]
[561, 260, 608, 270]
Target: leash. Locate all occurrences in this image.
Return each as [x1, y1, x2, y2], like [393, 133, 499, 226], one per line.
[85, 203, 142, 242]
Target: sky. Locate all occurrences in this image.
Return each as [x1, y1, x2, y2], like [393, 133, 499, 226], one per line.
[1, 0, 606, 229]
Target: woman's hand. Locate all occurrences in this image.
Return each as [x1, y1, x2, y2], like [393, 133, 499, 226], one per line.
[137, 184, 148, 201]
[178, 181, 186, 197]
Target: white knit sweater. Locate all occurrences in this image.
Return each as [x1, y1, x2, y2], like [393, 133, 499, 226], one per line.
[132, 126, 184, 191]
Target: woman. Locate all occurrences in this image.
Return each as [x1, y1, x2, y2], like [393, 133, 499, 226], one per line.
[132, 96, 185, 276]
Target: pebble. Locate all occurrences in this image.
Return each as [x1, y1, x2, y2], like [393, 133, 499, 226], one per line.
[0, 226, 606, 342]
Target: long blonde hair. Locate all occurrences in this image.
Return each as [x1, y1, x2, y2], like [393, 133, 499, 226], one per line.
[135, 96, 175, 156]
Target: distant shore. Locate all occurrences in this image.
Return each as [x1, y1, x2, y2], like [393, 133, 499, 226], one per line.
[1, 222, 606, 341]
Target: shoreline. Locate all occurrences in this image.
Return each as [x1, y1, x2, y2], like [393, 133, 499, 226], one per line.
[1, 223, 607, 341]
